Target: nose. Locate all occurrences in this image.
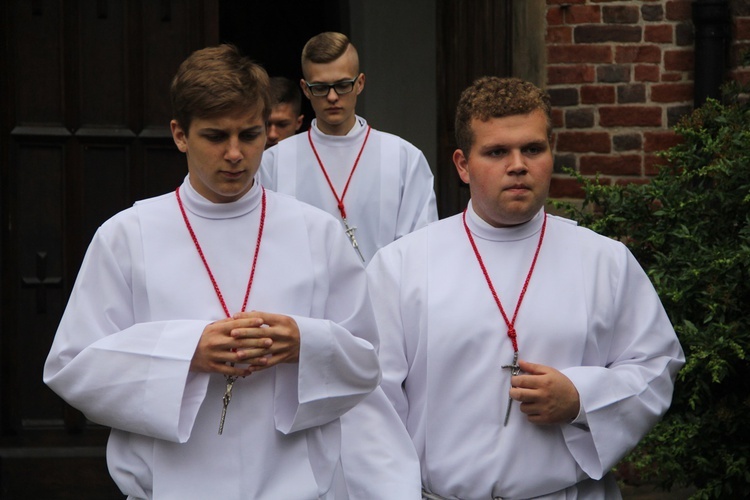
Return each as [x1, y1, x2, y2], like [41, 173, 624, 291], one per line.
[326, 86, 339, 102]
[507, 150, 528, 175]
[225, 138, 243, 163]
[267, 125, 279, 141]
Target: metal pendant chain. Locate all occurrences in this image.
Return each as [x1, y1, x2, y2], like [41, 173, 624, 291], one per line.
[307, 125, 371, 262]
[176, 185, 267, 434]
[462, 209, 547, 426]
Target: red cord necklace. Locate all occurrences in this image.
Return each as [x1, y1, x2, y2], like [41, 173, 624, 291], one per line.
[462, 208, 547, 425]
[307, 125, 371, 261]
[175, 184, 267, 434]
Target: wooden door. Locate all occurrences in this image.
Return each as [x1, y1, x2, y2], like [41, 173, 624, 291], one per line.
[0, 1, 218, 497]
[436, 0, 513, 218]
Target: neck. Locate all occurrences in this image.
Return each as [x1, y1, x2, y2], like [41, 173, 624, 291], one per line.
[316, 115, 357, 136]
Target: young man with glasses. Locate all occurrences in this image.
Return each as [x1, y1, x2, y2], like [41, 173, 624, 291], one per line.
[261, 31, 438, 265]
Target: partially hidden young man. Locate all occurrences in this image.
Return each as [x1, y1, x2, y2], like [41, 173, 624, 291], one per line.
[44, 44, 419, 499]
[265, 76, 304, 149]
[368, 76, 685, 499]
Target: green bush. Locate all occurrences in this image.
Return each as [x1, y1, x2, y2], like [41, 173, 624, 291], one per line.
[555, 79, 750, 498]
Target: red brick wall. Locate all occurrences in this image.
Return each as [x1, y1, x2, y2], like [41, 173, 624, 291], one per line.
[546, 0, 750, 199]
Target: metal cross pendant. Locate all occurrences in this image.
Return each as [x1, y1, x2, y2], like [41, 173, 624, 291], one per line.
[342, 218, 365, 262]
[501, 351, 521, 426]
[218, 375, 237, 435]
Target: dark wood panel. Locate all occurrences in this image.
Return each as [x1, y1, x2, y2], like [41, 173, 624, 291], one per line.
[436, 0, 513, 218]
[11, 0, 64, 125]
[81, 143, 131, 245]
[0, 454, 124, 499]
[142, 144, 188, 199]
[15, 142, 66, 427]
[141, 0, 219, 129]
[78, 1, 128, 127]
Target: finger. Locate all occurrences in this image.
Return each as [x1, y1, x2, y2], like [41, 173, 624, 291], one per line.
[517, 359, 547, 375]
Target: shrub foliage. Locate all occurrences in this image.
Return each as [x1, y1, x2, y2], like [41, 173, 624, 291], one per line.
[556, 80, 750, 499]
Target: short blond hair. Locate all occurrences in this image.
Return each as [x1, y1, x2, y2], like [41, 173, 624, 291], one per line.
[170, 44, 271, 133]
[455, 77, 551, 156]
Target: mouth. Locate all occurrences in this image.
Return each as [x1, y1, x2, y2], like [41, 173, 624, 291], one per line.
[505, 184, 530, 192]
[221, 170, 246, 179]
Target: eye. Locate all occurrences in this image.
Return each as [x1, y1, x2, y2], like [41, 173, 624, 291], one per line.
[203, 133, 226, 142]
[487, 148, 508, 158]
[523, 143, 547, 155]
[240, 130, 262, 142]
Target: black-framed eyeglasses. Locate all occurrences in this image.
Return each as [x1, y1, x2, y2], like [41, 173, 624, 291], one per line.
[304, 77, 359, 97]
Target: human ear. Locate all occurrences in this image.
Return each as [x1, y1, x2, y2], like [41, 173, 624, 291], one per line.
[453, 149, 470, 185]
[171, 120, 188, 153]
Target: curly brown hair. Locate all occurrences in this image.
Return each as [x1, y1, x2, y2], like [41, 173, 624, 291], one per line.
[455, 77, 551, 156]
[170, 44, 271, 133]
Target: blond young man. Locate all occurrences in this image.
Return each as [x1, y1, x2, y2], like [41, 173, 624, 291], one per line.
[261, 32, 438, 264]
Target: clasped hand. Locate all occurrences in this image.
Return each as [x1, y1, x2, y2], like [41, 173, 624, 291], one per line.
[191, 311, 301, 377]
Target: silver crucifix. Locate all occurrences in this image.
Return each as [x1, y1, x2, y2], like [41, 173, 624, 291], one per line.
[218, 374, 237, 435]
[342, 217, 365, 262]
[501, 351, 521, 426]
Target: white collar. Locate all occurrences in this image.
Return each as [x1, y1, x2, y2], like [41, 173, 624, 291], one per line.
[465, 200, 545, 242]
[179, 174, 262, 220]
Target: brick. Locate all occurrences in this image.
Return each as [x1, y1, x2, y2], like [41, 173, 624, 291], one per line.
[565, 108, 596, 128]
[575, 25, 642, 43]
[635, 64, 661, 82]
[645, 24, 673, 44]
[581, 85, 615, 103]
[645, 154, 668, 175]
[732, 42, 750, 66]
[548, 87, 579, 107]
[548, 65, 596, 84]
[651, 82, 693, 103]
[548, 45, 613, 64]
[597, 65, 631, 83]
[675, 22, 694, 46]
[600, 106, 662, 127]
[618, 84, 646, 103]
[546, 26, 573, 44]
[664, 49, 694, 71]
[666, 0, 693, 22]
[553, 154, 577, 174]
[667, 104, 694, 127]
[580, 154, 643, 176]
[547, 0, 586, 4]
[549, 176, 586, 199]
[661, 72, 683, 82]
[617, 178, 654, 187]
[736, 18, 750, 41]
[613, 133, 643, 151]
[556, 131, 611, 153]
[551, 108, 565, 129]
[644, 131, 683, 152]
[729, 68, 750, 86]
[642, 4, 664, 22]
[616, 45, 662, 63]
[565, 5, 601, 24]
[603, 5, 640, 24]
[547, 6, 565, 26]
